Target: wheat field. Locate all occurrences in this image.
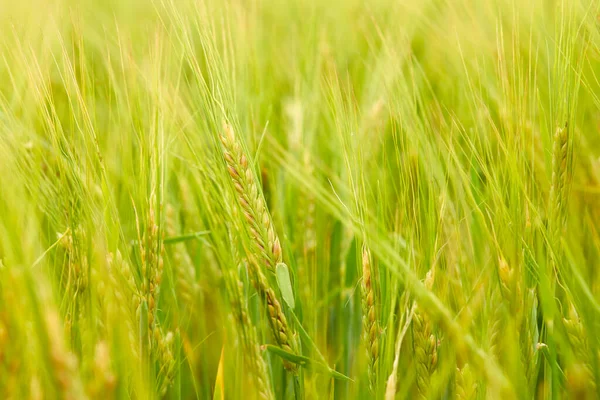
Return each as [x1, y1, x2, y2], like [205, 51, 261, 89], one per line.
[1, 0, 600, 398]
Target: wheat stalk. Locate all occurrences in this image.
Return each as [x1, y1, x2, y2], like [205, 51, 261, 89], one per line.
[385, 302, 414, 400]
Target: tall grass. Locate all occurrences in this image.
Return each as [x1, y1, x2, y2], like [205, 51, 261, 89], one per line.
[1, 0, 600, 398]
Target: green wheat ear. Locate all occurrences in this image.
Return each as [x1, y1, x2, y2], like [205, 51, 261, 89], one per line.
[548, 125, 570, 263]
[361, 245, 379, 393]
[219, 122, 300, 371]
[413, 269, 438, 399]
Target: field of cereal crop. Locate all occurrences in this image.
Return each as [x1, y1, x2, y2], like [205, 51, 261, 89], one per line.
[1, 0, 600, 398]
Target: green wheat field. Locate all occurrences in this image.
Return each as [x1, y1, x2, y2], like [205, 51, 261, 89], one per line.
[1, 0, 600, 398]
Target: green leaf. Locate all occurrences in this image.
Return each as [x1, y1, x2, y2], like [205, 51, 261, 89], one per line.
[276, 262, 295, 309]
[265, 344, 309, 366]
[323, 366, 352, 382]
[288, 310, 353, 382]
[163, 231, 210, 244]
[213, 347, 225, 400]
[173, 330, 182, 400]
[264, 345, 351, 381]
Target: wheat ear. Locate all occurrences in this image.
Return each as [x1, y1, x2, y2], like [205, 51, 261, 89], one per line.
[45, 310, 86, 399]
[219, 123, 282, 273]
[87, 341, 116, 398]
[413, 269, 438, 399]
[226, 265, 274, 400]
[563, 304, 595, 394]
[154, 327, 176, 396]
[548, 125, 569, 261]
[455, 363, 477, 399]
[361, 245, 379, 392]
[219, 122, 299, 369]
[138, 201, 164, 330]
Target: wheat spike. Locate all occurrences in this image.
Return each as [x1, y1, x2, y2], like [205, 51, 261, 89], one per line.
[253, 265, 298, 357]
[219, 123, 282, 273]
[521, 289, 539, 392]
[361, 245, 379, 392]
[413, 269, 437, 399]
[455, 363, 477, 400]
[45, 310, 86, 399]
[225, 231, 274, 399]
[548, 125, 569, 263]
[563, 305, 595, 394]
[141, 202, 164, 330]
[87, 341, 116, 398]
[107, 250, 140, 360]
[219, 122, 299, 370]
[226, 266, 274, 400]
[154, 327, 176, 396]
[487, 286, 504, 359]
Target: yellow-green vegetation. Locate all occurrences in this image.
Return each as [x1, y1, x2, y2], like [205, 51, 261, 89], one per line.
[1, 0, 600, 398]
